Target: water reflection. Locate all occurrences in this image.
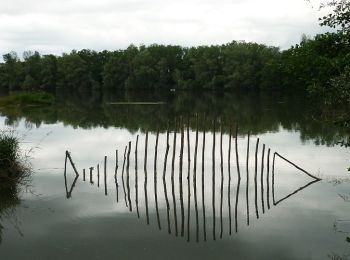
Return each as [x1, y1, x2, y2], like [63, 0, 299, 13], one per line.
[63, 117, 321, 242]
[0, 91, 349, 147]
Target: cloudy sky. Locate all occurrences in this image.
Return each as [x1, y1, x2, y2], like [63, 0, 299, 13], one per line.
[0, 0, 329, 56]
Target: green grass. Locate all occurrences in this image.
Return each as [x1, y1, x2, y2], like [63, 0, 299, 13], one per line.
[0, 91, 55, 106]
[0, 131, 31, 182]
[0, 131, 31, 244]
[0, 132, 23, 243]
[0, 131, 19, 170]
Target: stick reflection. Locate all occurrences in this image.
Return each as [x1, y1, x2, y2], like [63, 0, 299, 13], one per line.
[63, 118, 321, 242]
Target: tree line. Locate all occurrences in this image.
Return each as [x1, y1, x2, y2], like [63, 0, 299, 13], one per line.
[0, 0, 349, 104]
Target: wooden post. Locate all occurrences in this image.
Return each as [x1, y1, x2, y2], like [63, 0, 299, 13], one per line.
[202, 114, 207, 241]
[274, 152, 321, 181]
[212, 118, 216, 240]
[114, 150, 118, 202]
[267, 148, 271, 210]
[121, 146, 128, 207]
[246, 132, 250, 226]
[171, 119, 178, 236]
[104, 156, 107, 196]
[127, 141, 132, 211]
[220, 121, 224, 239]
[83, 169, 86, 181]
[154, 129, 161, 230]
[272, 152, 276, 205]
[66, 151, 79, 176]
[254, 138, 259, 219]
[228, 124, 232, 235]
[89, 167, 94, 184]
[261, 144, 265, 214]
[135, 135, 139, 218]
[115, 150, 118, 177]
[64, 152, 69, 197]
[235, 125, 241, 233]
[97, 164, 100, 188]
[179, 117, 185, 237]
[163, 126, 171, 234]
[64, 152, 68, 194]
[187, 116, 191, 242]
[194, 114, 199, 242]
[144, 131, 150, 225]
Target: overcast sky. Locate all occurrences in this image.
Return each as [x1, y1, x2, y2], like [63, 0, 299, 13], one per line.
[0, 0, 329, 56]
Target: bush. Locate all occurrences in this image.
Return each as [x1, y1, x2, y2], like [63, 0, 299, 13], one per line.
[0, 131, 31, 182]
[0, 91, 55, 106]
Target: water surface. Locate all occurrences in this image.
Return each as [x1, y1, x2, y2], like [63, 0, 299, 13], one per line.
[0, 91, 349, 260]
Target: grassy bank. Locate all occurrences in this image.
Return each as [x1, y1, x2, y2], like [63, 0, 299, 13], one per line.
[0, 92, 55, 106]
[0, 131, 31, 182]
[0, 131, 31, 243]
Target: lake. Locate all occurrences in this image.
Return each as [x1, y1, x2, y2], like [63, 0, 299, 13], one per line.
[0, 90, 349, 260]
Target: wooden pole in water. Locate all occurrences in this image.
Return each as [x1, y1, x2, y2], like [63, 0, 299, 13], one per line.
[179, 117, 185, 237]
[64, 152, 69, 196]
[115, 150, 118, 177]
[274, 152, 321, 181]
[235, 125, 241, 233]
[194, 114, 199, 242]
[97, 164, 100, 188]
[261, 144, 265, 214]
[144, 131, 150, 225]
[83, 169, 86, 181]
[220, 120, 224, 239]
[254, 138, 259, 219]
[66, 151, 80, 176]
[171, 119, 178, 236]
[89, 167, 94, 184]
[202, 114, 207, 241]
[228, 124, 232, 235]
[154, 129, 161, 230]
[121, 146, 128, 207]
[64, 151, 68, 172]
[187, 116, 191, 242]
[163, 126, 171, 234]
[104, 156, 107, 196]
[272, 152, 276, 205]
[127, 141, 132, 211]
[266, 148, 271, 210]
[212, 118, 216, 240]
[246, 132, 250, 226]
[135, 135, 139, 218]
[114, 150, 119, 202]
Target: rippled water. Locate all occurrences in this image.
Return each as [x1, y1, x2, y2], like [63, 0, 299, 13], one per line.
[0, 91, 349, 259]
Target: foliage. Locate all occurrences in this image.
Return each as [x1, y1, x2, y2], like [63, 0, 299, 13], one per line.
[0, 1, 348, 110]
[0, 42, 281, 94]
[0, 92, 55, 106]
[319, 0, 350, 35]
[0, 131, 31, 184]
[0, 131, 19, 171]
[0, 131, 29, 244]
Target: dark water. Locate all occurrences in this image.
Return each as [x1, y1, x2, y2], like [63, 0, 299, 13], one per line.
[0, 91, 349, 260]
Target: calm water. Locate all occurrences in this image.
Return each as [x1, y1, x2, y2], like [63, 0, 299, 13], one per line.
[0, 91, 349, 260]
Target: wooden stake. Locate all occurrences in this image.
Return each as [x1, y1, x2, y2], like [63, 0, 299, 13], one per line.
[135, 135, 139, 218]
[154, 129, 161, 230]
[254, 138, 259, 219]
[261, 144, 265, 214]
[144, 131, 150, 225]
[202, 114, 207, 241]
[212, 118, 216, 240]
[163, 126, 171, 234]
[246, 132, 250, 226]
[104, 156, 107, 196]
[127, 141, 132, 211]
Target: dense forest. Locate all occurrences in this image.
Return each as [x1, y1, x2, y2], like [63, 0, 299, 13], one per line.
[0, 0, 349, 105]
